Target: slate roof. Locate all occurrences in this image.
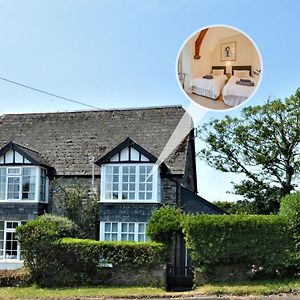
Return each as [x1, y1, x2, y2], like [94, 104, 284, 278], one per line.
[0, 105, 191, 176]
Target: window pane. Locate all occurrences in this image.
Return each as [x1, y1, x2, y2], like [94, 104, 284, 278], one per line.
[0, 169, 6, 199]
[121, 234, 127, 241]
[0, 221, 4, 230]
[105, 223, 111, 232]
[112, 223, 118, 232]
[121, 223, 127, 232]
[111, 233, 118, 241]
[7, 177, 20, 199]
[5, 232, 18, 259]
[129, 223, 134, 232]
[7, 168, 21, 175]
[128, 234, 134, 241]
[138, 234, 145, 242]
[104, 233, 110, 241]
[22, 168, 36, 200]
[138, 223, 145, 233]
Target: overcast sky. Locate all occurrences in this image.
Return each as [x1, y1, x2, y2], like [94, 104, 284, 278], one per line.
[0, 0, 300, 202]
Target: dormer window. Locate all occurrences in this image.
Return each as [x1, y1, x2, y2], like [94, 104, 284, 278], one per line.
[0, 142, 49, 202]
[96, 138, 162, 203]
[101, 163, 159, 201]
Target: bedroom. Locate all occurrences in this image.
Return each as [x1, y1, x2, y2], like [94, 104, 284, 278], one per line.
[178, 25, 262, 110]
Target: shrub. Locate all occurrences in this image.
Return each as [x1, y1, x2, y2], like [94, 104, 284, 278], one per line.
[182, 214, 294, 275]
[51, 179, 99, 239]
[279, 192, 300, 239]
[0, 269, 31, 287]
[16, 214, 79, 285]
[146, 205, 183, 243]
[26, 238, 165, 287]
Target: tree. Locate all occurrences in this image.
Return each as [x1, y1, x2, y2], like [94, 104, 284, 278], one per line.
[212, 200, 257, 214]
[51, 179, 99, 238]
[198, 88, 300, 214]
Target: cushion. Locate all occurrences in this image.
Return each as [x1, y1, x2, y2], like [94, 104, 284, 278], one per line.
[212, 69, 224, 76]
[234, 70, 250, 78]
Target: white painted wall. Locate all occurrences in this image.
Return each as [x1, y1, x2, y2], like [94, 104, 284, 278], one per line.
[211, 33, 261, 74]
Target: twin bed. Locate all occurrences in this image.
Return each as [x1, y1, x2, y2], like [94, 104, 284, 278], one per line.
[189, 65, 257, 107]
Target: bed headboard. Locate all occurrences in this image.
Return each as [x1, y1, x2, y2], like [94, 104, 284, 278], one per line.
[212, 66, 226, 74]
[232, 65, 252, 76]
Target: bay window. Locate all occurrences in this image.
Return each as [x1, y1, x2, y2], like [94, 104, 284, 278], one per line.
[0, 166, 47, 202]
[101, 164, 160, 202]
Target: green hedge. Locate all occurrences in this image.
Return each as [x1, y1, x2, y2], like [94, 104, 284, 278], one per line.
[146, 205, 183, 243]
[39, 238, 165, 286]
[182, 214, 294, 274]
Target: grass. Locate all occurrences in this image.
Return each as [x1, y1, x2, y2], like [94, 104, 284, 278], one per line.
[0, 279, 300, 299]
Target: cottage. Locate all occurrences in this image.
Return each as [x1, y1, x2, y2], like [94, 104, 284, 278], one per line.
[0, 105, 223, 271]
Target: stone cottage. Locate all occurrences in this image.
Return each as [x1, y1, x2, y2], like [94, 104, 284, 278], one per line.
[0, 105, 223, 270]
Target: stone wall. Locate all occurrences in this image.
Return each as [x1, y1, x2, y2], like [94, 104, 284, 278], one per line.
[194, 264, 252, 285]
[98, 265, 166, 287]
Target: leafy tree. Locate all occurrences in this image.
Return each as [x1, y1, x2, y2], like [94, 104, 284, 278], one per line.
[51, 179, 99, 238]
[212, 200, 257, 214]
[198, 88, 300, 214]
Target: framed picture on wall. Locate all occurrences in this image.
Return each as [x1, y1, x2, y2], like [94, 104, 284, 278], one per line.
[220, 41, 236, 61]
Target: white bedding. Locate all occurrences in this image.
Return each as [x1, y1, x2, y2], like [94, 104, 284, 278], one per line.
[223, 76, 257, 107]
[190, 75, 227, 100]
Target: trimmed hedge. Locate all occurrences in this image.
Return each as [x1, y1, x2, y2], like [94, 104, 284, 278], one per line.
[182, 214, 294, 274]
[35, 238, 165, 287]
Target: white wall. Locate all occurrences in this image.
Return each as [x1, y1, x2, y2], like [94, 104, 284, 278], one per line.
[211, 33, 261, 75]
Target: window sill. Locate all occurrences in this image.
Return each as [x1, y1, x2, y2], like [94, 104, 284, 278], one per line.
[0, 200, 48, 203]
[0, 259, 24, 262]
[99, 200, 161, 204]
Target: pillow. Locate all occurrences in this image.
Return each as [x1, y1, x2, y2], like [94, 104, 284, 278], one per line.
[234, 70, 250, 78]
[212, 69, 224, 76]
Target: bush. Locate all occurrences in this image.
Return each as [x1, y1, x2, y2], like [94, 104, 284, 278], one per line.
[0, 269, 31, 287]
[279, 192, 300, 239]
[51, 180, 99, 239]
[16, 214, 79, 285]
[146, 206, 183, 243]
[182, 214, 294, 275]
[27, 238, 165, 287]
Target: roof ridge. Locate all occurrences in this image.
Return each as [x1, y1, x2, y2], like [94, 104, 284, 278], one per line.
[1, 104, 183, 116]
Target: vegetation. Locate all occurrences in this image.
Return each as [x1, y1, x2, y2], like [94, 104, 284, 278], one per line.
[198, 88, 300, 214]
[51, 179, 99, 238]
[17, 215, 165, 287]
[146, 205, 183, 243]
[42, 238, 165, 286]
[182, 214, 294, 275]
[212, 200, 257, 214]
[16, 215, 79, 286]
[1, 278, 300, 298]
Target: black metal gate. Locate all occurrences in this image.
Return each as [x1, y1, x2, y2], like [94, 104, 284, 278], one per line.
[166, 265, 194, 291]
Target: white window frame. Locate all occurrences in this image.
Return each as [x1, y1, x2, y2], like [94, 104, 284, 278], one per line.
[100, 163, 160, 203]
[0, 166, 48, 203]
[0, 221, 22, 261]
[99, 222, 148, 242]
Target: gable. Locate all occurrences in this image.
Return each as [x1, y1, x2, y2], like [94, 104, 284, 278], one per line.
[0, 149, 32, 165]
[0, 141, 50, 167]
[96, 137, 157, 165]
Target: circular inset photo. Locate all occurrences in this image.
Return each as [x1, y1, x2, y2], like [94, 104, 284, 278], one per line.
[177, 25, 262, 111]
